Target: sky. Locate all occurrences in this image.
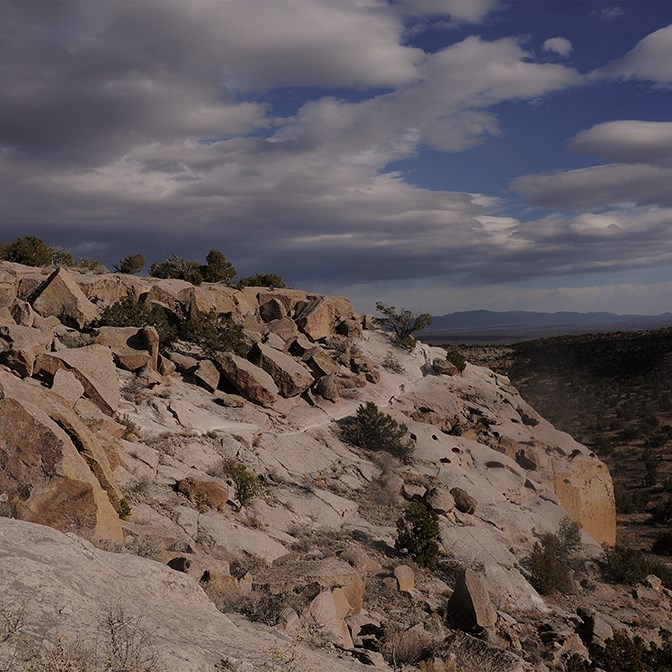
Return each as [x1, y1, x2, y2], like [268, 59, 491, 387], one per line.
[3, 1, 672, 316]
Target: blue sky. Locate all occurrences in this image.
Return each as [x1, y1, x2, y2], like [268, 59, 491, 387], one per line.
[2, 0, 672, 315]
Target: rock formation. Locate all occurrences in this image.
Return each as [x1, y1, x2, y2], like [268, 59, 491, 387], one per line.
[0, 260, 638, 672]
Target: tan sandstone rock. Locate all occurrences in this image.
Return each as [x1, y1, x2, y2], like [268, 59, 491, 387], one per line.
[215, 352, 279, 407]
[0, 380, 122, 542]
[30, 267, 100, 329]
[447, 568, 497, 632]
[35, 344, 120, 415]
[0, 322, 54, 377]
[249, 342, 314, 398]
[553, 453, 616, 546]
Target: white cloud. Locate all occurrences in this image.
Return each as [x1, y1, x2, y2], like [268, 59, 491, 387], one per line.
[570, 120, 672, 166]
[543, 37, 573, 57]
[591, 23, 672, 82]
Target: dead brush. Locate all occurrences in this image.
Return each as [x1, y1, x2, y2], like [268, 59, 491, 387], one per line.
[380, 623, 434, 668]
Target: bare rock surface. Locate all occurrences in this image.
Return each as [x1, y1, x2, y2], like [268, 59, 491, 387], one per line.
[249, 342, 314, 397]
[0, 517, 370, 672]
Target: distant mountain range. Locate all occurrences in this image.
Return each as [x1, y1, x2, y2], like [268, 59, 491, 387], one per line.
[419, 310, 672, 343]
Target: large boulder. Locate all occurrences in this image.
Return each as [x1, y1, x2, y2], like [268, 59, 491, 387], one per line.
[194, 359, 221, 393]
[95, 326, 159, 371]
[447, 569, 497, 633]
[30, 267, 100, 329]
[35, 344, 120, 415]
[295, 296, 360, 341]
[176, 477, 230, 511]
[215, 352, 279, 407]
[181, 285, 237, 317]
[77, 273, 145, 307]
[249, 342, 314, 398]
[0, 380, 122, 542]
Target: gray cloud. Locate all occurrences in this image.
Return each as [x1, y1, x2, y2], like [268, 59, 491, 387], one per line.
[591, 23, 672, 82]
[570, 120, 672, 166]
[3, 0, 669, 315]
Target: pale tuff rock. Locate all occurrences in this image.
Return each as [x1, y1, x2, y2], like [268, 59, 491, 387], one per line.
[447, 568, 498, 632]
[0, 517, 368, 672]
[0, 261, 624, 670]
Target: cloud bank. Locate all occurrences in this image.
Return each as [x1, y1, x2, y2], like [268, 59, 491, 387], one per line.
[1, 1, 671, 313]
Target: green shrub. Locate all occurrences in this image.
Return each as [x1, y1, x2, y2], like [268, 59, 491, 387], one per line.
[653, 532, 672, 555]
[118, 498, 132, 520]
[75, 258, 108, 273]
[115, 253, 145, 274]
[201, 249, 236, 284]
[180, 311, 248, 358]
[221, 459, 258, 509]
[602, 544, 650, 585]
[642, 447, 659, 487]
[99, 296, 177, 347]
[590, 631, 668, 672]
[0, 236, 73, 267]
[341, 401, 414, 462]
[149, 254, 203, 285]
[238, 273, 287, 289]
[614, 482, 649, 514]
[395, 501, 441, 568]
[445, 349, 466, 373]
[524, 518, 581, 595]
[375, 302, 432, 348]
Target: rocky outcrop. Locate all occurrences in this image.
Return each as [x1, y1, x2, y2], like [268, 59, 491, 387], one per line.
[295, 296, 360, 341]
[95, 326, 159, 372]
[0, 517, 367, 672]
[0, 321, 54, 377]
[0, 260, 624, 671]
[553, 454, 616, 545]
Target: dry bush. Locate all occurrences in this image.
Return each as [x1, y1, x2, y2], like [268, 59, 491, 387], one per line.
[382, 352, 405, 374]
[101, 602, 163, 672]
[380, 624, 433, 667]
[1, 598, 163, 672]
[21, 638, 96, 672]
